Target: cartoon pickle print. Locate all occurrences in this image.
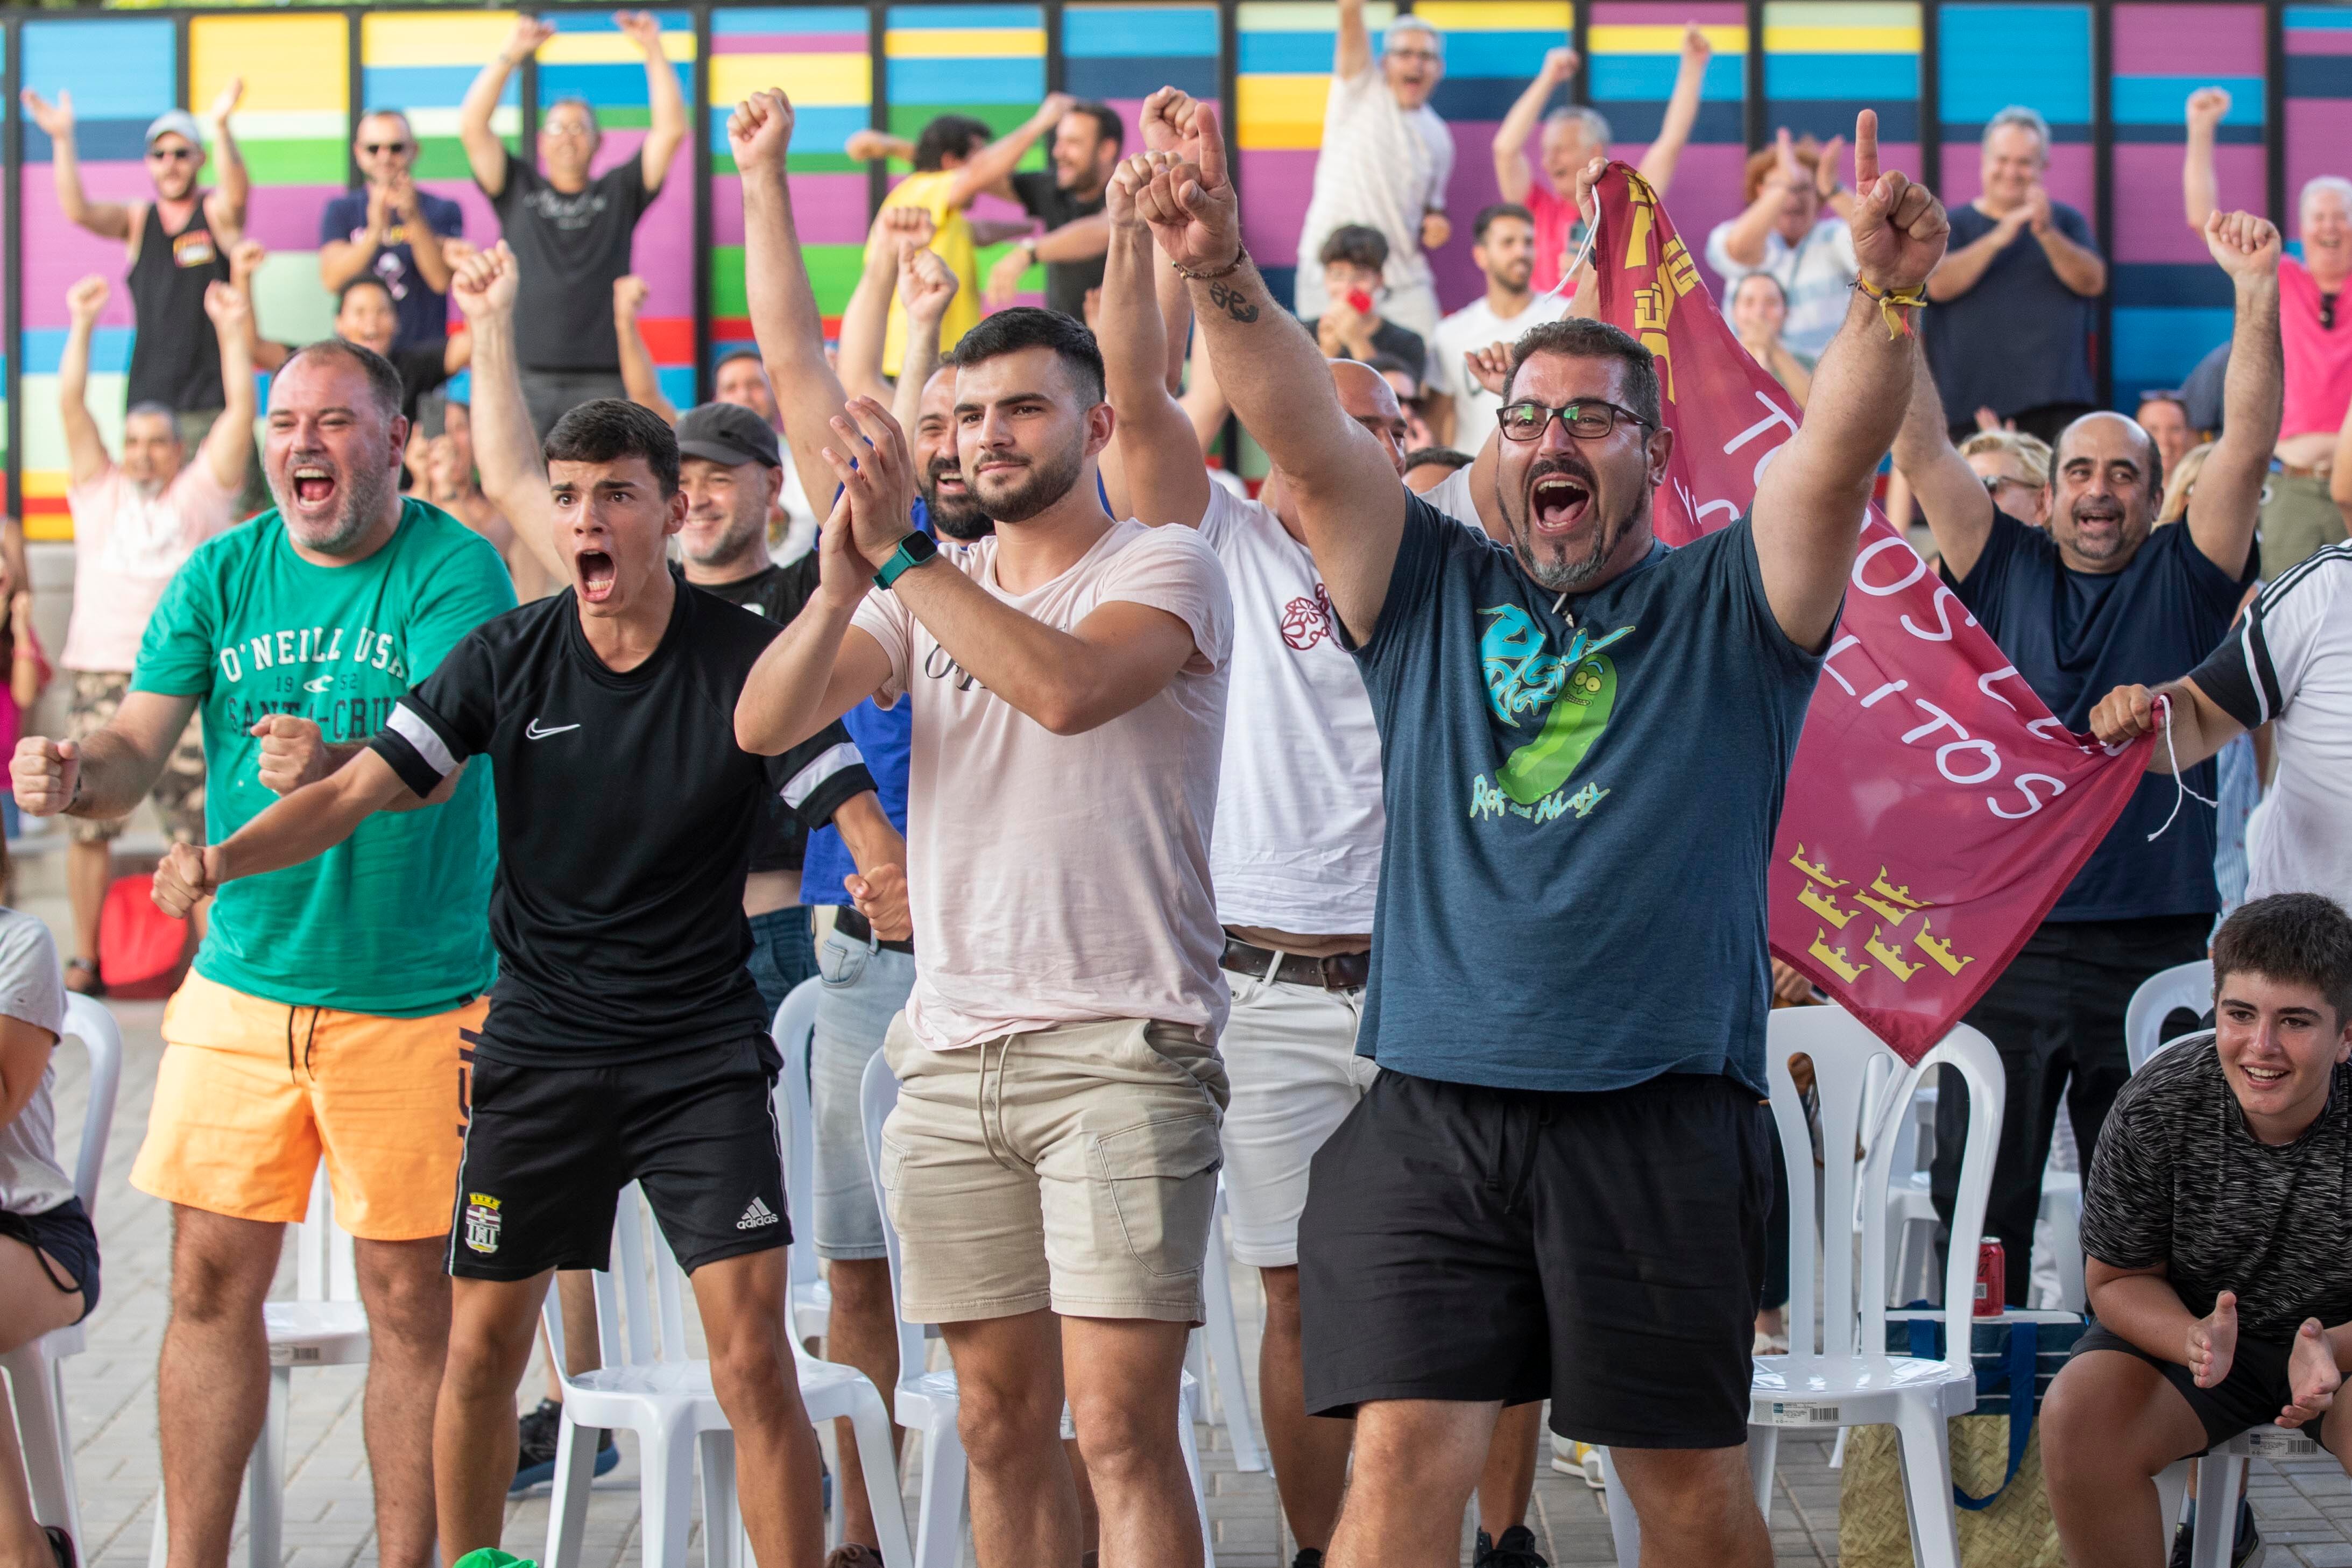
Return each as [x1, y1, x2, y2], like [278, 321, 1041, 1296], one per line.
[1479, 605, 1633, 805]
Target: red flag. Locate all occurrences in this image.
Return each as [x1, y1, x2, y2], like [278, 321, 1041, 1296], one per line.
[1583, 164, 2152, 1063]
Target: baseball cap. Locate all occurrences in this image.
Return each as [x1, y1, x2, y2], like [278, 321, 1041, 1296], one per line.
[675, 402, 781, 468]
[145, 110, 204, 151]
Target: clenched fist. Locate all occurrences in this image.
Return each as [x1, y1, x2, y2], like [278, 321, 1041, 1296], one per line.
[151, 842, 225, 920]
[251, 715, 330, 795]
[11, 738, 80, 817]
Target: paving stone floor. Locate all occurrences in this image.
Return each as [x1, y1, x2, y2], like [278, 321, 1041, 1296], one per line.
[39, 1001, 2352, 1566]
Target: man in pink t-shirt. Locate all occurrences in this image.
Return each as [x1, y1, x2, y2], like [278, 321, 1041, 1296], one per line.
[54, 272, 250, 994]
[2185, 88, 2352, 574]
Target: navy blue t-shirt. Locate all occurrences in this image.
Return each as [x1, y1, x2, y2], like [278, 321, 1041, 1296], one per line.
[319, 189, 465, 350]
[1925, 201, 2100, 420]
[1944, 512, 2255, 921]
[1347, 496, 1824, 1094]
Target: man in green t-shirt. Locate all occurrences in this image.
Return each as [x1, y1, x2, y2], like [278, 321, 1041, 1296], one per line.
[10, 337, 513, 1568]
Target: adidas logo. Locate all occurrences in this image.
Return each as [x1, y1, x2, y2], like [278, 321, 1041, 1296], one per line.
[736, 1197, 781, 1231]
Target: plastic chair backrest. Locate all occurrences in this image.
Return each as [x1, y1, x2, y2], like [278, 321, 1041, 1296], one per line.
[59, 995, 121, 1219]
[858, 1049, 930, 1382]
[1770, 1005, 2003, 1374]
[771, 979, 822, 1298]
[543, 1181, 691, 1378]
[292, 1166, 361, 1303]
[2127, 959, 2214, 1073]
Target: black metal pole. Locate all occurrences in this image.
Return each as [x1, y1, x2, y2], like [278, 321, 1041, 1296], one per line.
[693, 2, 712, 404]
[2092, 0, 2114, 409]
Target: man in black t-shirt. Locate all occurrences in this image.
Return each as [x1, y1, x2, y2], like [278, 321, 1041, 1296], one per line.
[151, 369, 912, 1566]
[1894, 209, 2285, 1307]
[986, 100, 1121, 318]
[2043, 893, 2352, 1567]
[457, 11, 687, 439]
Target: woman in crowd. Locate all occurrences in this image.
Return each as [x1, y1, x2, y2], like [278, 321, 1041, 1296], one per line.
[1731, 270, 1813, 407]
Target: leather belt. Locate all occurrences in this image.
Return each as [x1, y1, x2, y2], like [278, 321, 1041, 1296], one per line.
[834, 905, 915, 956]
[2279, 461, 2335, 479]
[1220, 935, 1369, 991]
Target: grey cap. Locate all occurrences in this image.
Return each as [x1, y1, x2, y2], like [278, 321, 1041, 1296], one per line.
[675, 401, 781, 468]
[145, 109, 205, 150]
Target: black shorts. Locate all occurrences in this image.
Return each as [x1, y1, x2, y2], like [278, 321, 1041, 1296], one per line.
[2071, 1322, 2337, 1457]
[1298, 1068, 1772, 1449]
[450, 1035, 791, 1281]
[0, 1198, 100, 1323]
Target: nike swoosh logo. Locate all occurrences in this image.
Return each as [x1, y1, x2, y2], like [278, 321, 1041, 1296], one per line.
[524, 719, 580, 740]
[302, 676, 334, 693]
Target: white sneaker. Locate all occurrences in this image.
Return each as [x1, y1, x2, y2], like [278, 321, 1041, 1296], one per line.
[1549, 1436, 1607, 1489]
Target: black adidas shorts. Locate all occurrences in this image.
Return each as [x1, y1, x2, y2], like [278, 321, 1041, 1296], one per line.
[450, 1034, 791, 1280]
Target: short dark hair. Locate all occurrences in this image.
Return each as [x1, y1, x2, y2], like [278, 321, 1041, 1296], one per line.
[1318, 224, 1389, 273]
[1403, 446, 1473, 473]
[1063, 101, 1123, 152]
[914, 114, 993, 172]
[950, 305, 1106, 407]
[2212, 893, 2352, 1025]
[276, 338, 407, 425]
[1365, 352, 1421, 395]
[336, 277, 394, 313]
[1472, 202, 1534, 244]
[1503, 318, 1661, 429]
[715, 348, 764, 372]
[543, 397, 682, 497]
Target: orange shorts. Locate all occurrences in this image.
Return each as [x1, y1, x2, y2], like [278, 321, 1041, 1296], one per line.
[130, 970, 486, 1241]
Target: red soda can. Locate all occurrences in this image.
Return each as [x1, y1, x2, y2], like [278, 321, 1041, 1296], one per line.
[1974, 1239, 2005, 1317]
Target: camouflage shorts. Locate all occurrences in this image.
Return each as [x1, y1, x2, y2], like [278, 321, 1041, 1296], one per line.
[64, 670, 205, 845]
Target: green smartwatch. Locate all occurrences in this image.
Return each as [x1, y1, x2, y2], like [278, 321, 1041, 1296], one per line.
[873, 531, 940, 589]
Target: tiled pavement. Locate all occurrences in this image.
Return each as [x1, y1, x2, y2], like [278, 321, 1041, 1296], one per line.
[37, 1001, 2352, 1567]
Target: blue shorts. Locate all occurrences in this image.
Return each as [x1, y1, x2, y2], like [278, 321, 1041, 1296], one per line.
[747, 905, 816, 1021]
[810, 919, 917, 1261]
[0, 1197, 101, 1323]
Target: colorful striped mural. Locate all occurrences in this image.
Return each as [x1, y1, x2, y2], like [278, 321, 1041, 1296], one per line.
[883, 5, 1049, 303]
[1234, 1, 1397, 310]
[1415, 2, 1573, 308]
[1936, 2, 2095, 214]
[361, 11, 524, 284]
[1765, 2, 1919, 193]
[2285, 5, 2352, 246]
[1589, 3, 1749, 285]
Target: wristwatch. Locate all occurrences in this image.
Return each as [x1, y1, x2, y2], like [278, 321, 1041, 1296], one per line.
[873, 531, 940, 590]
[1018, 238, 1040, 268]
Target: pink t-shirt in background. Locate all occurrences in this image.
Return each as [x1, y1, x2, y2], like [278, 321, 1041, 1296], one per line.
[61, 460, 241, 673]
[1528, 183, 1588, 298]
[850, 520, 1235, 1053]
[2281, 257, 2352, 439]
[0, 621, 50, 764]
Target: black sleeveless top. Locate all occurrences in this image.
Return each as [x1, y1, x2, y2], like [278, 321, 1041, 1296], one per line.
[126, 200, 229, 413]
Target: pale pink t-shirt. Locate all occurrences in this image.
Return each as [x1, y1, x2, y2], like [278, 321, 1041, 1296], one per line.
[2282, 257, 2352, 439]
[62, 461, 242, 672]
[850, 520, 1235, 1053]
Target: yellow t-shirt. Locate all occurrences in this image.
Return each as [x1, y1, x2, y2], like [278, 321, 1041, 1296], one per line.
[881, 169, 983, 378]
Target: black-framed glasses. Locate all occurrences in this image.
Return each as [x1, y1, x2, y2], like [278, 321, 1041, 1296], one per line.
[1496, 399, 1650, 443]
[361, 141, 412, 156]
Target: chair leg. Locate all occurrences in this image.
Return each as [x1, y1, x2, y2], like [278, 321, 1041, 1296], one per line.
[1597, 1448, 1641, 1568]
[914, 1423, 969, 1568]
[244, 1368, 287, 1568]
[2190, 1454, 2242, 1568]
[1198, 1233, 1263, 1473]
[147, 1491, 168, 1568]
[2154, 1461, 2189, 1542]
[543, 1408, 602, 1568]
[845, 1383, 915, 1568]
[1178, 1380, 1214, 1568]
[698, 1429, 737, 1568]
[1891, 1401, 1962, 1568]
[640, 1417, 697, 1568]
[1746, 1425, 1780, 1521]
[5, 1347, 80, 1539]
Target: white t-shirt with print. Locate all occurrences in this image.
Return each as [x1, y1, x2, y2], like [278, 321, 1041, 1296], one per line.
[1195, 486, 1384, 935]
[1293, 65, 1454, 320]
[1703, 216, 1859, 361]
[851, 521, 1235, 1051]
[1429, 292, 1570, 439]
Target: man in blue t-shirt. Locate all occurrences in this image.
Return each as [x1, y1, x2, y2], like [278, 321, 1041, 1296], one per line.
[319, 111, 464, 352]
[1149, 103, 1951, 1564]
[1891, 209, 2283, 1306]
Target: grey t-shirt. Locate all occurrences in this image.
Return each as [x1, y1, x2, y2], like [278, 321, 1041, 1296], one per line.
[0, 908, 70, 1216]
[2082, 1031, 2352, 1343]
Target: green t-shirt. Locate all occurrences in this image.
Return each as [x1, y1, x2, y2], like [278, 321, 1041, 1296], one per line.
[132, 500, 517, 1016]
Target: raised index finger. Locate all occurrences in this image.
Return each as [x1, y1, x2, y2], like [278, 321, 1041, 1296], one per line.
[1853, 108, 1880, 189]
[1193, 101, 1227, 189]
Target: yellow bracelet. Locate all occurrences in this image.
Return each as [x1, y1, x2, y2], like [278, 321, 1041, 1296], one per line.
[1853, 276, 1929, 340]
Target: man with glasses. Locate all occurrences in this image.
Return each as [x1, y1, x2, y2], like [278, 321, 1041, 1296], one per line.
[21, 83, 247, 454]
[320, 110, 465, 354]
[1291, 0, 1452, 343]
[457, 10, 688, 438]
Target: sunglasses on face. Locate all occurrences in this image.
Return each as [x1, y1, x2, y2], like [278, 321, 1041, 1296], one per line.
[361, 142, 413, 156]
[147, 147, 197, 164]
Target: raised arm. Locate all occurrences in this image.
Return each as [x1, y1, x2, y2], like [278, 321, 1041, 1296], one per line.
[844, 130, 917, 166]
[736, 491, 896, 755]
[1104, 148, 1211, 531]
[891, 243, 959, 435]
[2183, 87, 2230, 232]
[1491, 47, 1576, 208]
[228, 239, 289, 373]
[1635, 25, 1713, 195]
[1713, 132, 1804, 270]
[57, 278, 112, 490]
[149, 748, 420, 919]
[1889, 315, 1996, 577]
[734, 91, 861, 524]
[616, 11, 687, 194]
[838, 206, 931, 408]
[2183, 210, 2282, 577]
[449, 243, 564, 582]
[1334, 0, 1374, 80]
[944, 93, 1075, 209]
[612, 275, 679, 422]
[460, 17, 551, 197]
[1134, 100, 1403, 643]
[197, 282, 256, 495]
[203, 78, 249, 234]
[20, 94, 131, 242]
[1751, 110, 1951, 649]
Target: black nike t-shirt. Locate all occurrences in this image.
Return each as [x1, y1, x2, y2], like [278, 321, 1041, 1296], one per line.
[370, 573, 871, 1064]
[696, 557, 820, 875]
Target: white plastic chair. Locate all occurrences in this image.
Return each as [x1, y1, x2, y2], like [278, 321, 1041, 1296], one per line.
[1600, 1006, 2004, 1568]
[2127, 959, 2214, 1072]
[2157, 1423, 2319, 1568]
[6, 995, 122, 1555]
[858, 1050, 1213, 1568]
[539, 1182, 913, 1568]
[1187, 1180, 1266, 1472]
[771, 979, 830, 1346]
